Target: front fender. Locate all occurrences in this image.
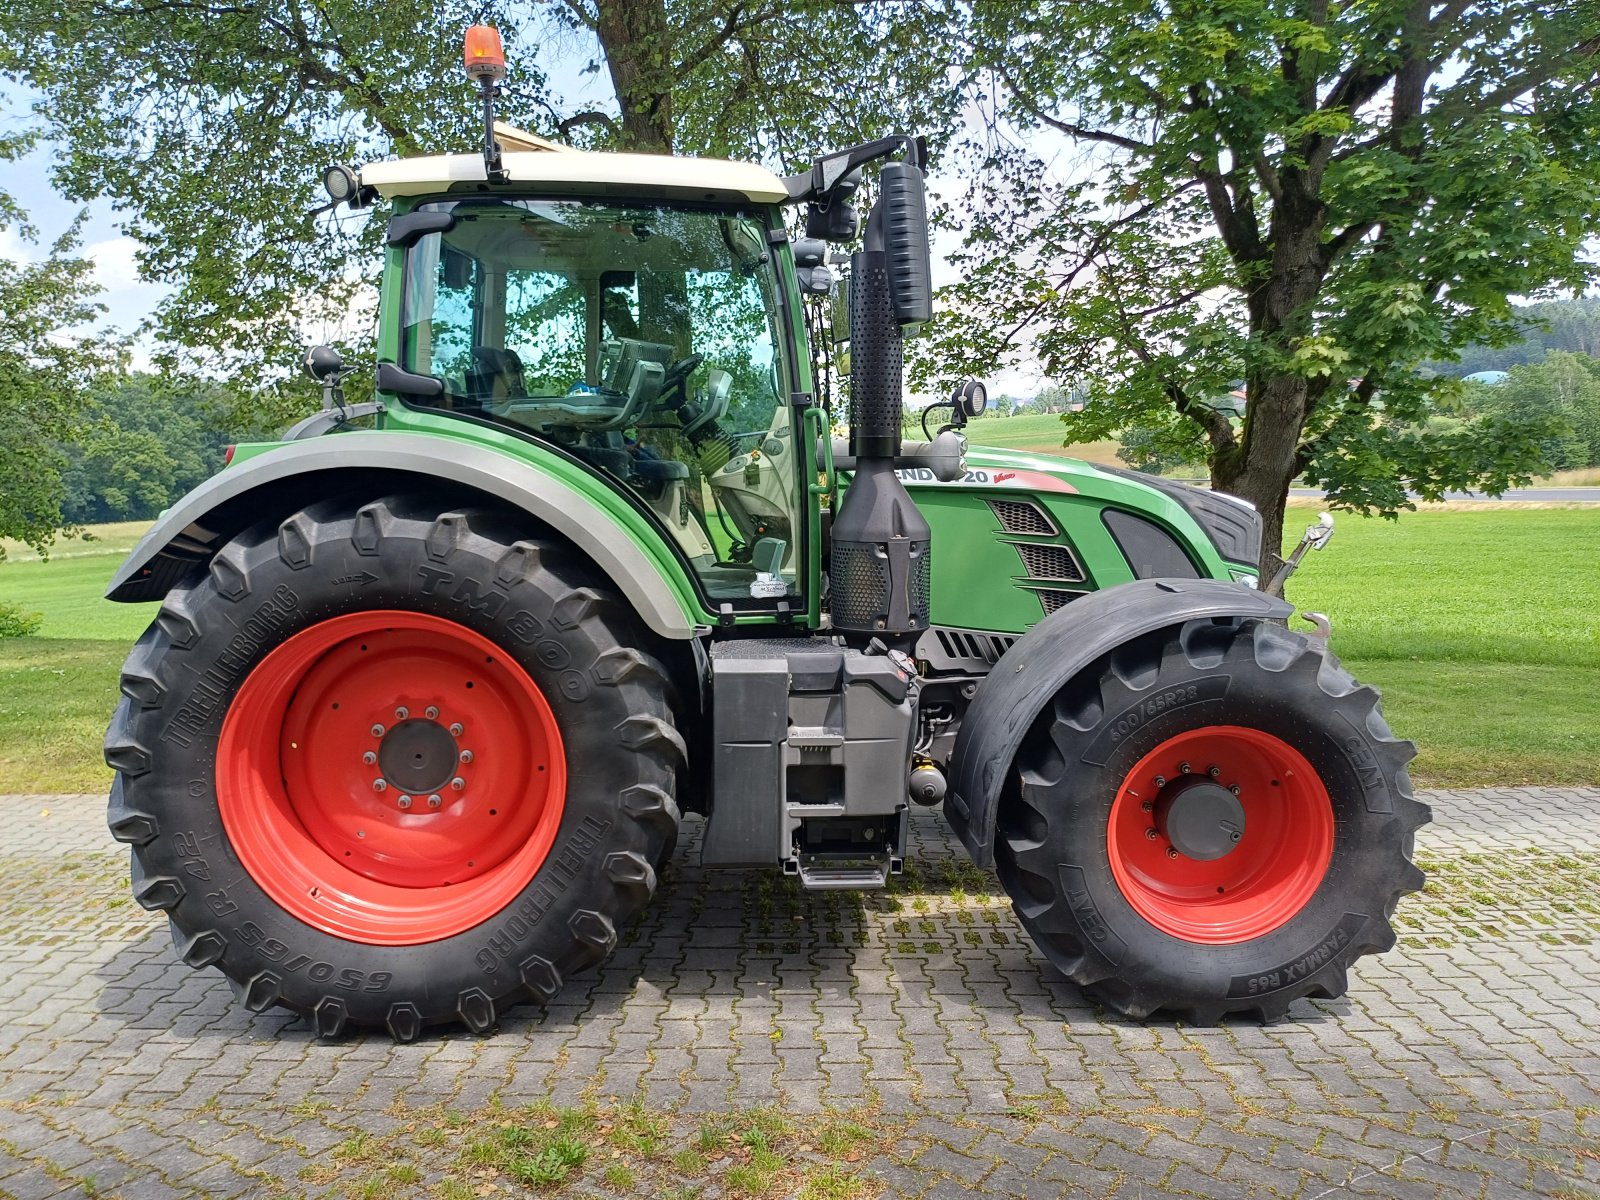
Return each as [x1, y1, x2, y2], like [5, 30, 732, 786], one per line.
[945, 578, 1292, 866]
[106, 430, 701, 640]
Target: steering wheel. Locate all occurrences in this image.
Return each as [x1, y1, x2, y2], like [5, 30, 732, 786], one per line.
[658, 353, 704, 404]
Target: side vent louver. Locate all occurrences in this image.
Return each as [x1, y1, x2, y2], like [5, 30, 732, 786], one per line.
[919, 626, 1018, 672]
[1032, 589, 1082, 615]
[987, 498, 1056, 536]
[1012, 542, 1085, 583]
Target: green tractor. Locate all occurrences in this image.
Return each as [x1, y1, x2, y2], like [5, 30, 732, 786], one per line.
[103, 28, 1426, 1041]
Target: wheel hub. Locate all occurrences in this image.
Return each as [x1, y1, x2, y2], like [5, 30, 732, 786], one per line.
[1154, 777, 1245, 861]
[216, 611, 567, 945]
[1106, 725, 1335, 944]
[377, 718, 460, 796]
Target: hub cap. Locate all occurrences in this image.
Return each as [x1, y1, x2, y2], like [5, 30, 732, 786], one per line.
[217, 611, 567, 945]
[1153, 777, 1246, 861]
[1107, 725, 1333, 944]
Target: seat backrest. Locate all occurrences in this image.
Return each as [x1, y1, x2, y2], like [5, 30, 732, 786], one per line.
[468, 347, 529, 404]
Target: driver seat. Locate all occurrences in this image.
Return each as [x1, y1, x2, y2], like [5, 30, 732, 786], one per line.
[468, 347, 529, 407]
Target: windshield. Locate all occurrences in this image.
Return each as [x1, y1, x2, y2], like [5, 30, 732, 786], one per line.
[399, 198, 802, 604]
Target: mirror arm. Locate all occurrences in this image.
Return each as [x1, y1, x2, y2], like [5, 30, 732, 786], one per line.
[782, 134, 927, 204]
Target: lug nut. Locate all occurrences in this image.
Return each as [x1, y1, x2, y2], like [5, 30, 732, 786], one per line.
[395, 706, 409, 720]
[1141, 800, 1153, 813]
[451, 777, 466, 791]
[1167, 847, 1179, 859]
[362, 751, 377, 765]
[397, 795, 412, 809]
[449, 723, 464, 737]
[372, 779, 387, 793]
[1145, 828, 1159, 841]
[1208, 765, 1221, 778]
[459, 750, 473, 764]
[428, 795, 443, 809]
[1153, 775, 1166, 788]
[1230, 785, 1241, 796]
[1179, 761, 1191, 774]
[371, 723, 385, 737]
[425, 706, 439, 720]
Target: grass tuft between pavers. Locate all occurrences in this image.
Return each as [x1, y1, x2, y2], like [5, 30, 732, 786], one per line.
[291, 1099, 896, 1198]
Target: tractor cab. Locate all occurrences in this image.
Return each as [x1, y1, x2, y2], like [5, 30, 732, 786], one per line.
[389, 193, 803, 596]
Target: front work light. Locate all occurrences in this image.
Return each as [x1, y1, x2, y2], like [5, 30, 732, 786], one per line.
[464, 25, 507, 81]
[322, 163, 358, 204]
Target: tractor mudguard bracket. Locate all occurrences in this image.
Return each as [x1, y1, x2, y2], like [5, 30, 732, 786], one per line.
[945, 578, 1292, 867]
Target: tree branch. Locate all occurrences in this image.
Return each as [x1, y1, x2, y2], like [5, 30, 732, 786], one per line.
[996, 187, 1195, 344]
[557, 0, 599, 32]
[557, 111, 620, 139]
[675, 2, 782, 76]
[999, 69, 1154, 153]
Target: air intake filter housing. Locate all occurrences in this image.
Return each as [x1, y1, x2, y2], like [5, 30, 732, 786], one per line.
[829, 458, 930, 634]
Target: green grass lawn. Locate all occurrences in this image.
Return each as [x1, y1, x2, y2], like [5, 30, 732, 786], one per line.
[1284, 508, 1600, 786]
[962, 412, 1123, 464]
[0, 525, 157, 790]
[0, 508, 1596, 792]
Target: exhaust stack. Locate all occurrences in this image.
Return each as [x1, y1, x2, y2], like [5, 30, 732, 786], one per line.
[829, 159, 933, 640]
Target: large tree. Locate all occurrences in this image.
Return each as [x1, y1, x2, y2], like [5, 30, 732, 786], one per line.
[0, 0, 962, 423]
[928, 1, 1600, 578]
[0, 218, 123, 554]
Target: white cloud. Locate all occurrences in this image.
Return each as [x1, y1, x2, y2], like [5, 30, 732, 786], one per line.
[86, 235, 144, 292]
[0, 224, 31, 264]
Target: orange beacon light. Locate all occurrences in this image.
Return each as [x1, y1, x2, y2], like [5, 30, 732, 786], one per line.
[464, 25, 507, 81]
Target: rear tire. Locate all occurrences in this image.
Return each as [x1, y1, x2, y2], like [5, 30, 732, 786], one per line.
[995, 616, 1428, 1023]
[105, 495, 682, 1040]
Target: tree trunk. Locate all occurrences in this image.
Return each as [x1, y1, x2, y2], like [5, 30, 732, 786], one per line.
[1213, 370, 1312, 589]
[594, 0, 676, 152]
[1212, 195, 1328, 589]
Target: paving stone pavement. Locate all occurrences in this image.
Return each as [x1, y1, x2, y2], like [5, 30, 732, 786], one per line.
[1, 787, 1598, 1199]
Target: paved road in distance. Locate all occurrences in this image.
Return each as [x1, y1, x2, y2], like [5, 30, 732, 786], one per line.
[1287, 486, 1600, 502]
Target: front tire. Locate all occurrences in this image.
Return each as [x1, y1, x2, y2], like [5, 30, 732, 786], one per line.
[995, 616, 1428, 1024]
[105, 496, 683, 1040]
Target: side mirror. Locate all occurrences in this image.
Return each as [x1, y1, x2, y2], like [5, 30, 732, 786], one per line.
[303, 344, 344, 382]
[442, 246, 474, 290]
[879, 161, 932, 328]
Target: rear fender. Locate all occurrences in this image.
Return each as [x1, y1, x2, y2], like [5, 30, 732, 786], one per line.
[106, 431, 700, 640]
[945, 579, 1292, 866]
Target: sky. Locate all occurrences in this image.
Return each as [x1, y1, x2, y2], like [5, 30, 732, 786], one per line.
[0, 82, 172, 358]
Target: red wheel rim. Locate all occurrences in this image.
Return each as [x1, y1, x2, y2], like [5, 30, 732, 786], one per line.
[216, 611, 566, 945]
[1107, 725, 1333, 944]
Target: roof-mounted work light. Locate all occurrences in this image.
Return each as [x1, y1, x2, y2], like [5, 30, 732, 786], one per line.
[464, 25, 510, 183]
[321, 163, 358, 204]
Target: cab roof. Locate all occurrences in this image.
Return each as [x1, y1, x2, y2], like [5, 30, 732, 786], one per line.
[359, 123, 789, 205]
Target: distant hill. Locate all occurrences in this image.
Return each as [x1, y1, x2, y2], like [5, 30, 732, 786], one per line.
[1435, 298, 1600, 377]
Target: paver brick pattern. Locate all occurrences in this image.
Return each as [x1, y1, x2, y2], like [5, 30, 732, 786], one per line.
[1, 788, 1597, 1198]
